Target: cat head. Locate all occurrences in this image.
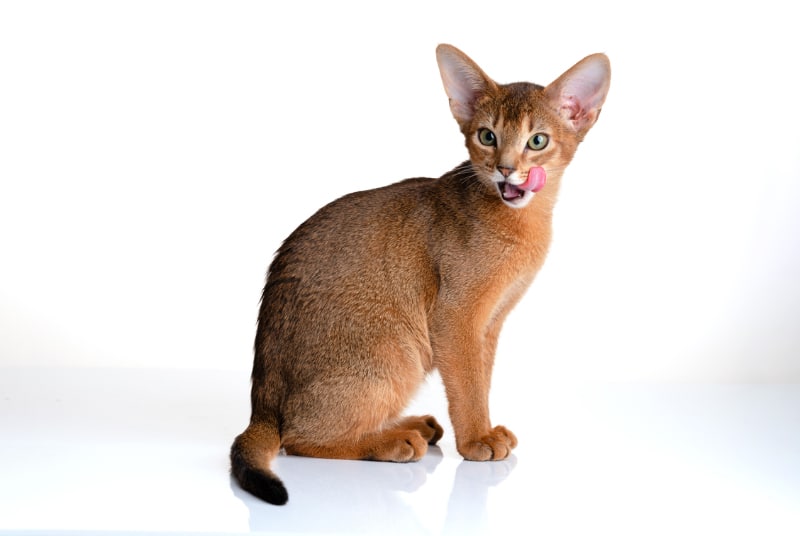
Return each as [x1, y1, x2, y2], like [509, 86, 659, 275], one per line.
[436, 44, 610, 209]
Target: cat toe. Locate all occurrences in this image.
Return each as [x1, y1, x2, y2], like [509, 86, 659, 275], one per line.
[420, 415, 444, 445]
[459, 425, 517, 461]
[377, 430, 428, 462]
[398, 415, 444, 445]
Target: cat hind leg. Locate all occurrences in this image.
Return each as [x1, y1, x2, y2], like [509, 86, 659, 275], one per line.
[284, 415, 443, 462]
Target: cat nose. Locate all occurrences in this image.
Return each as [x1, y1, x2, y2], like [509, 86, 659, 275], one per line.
[497, 165, 515, 178]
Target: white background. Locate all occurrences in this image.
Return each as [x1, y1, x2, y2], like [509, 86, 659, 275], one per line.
[1, 0, 798, 382]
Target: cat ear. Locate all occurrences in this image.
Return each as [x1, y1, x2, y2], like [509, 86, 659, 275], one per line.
[544, 53, 611, 137]
[436, 44, 497, 125]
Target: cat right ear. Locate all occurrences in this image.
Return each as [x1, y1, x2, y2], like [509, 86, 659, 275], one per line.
[436, 44, 496, 126]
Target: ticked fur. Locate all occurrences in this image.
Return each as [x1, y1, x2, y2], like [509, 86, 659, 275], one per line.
[230, 44, 610, 505]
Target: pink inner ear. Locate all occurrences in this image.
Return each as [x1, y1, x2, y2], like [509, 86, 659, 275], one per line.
[561, 96, 582, 120]
[547, 55, 610, 134]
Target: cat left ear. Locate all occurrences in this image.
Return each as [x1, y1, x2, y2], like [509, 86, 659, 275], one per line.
[436, 44, 497, 126]
[545, 53, 611, 138]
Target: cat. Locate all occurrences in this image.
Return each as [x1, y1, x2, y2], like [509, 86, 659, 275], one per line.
[230, 44, 610, 505]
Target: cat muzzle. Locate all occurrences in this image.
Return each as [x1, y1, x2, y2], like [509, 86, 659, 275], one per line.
[497, 166, 546, 205]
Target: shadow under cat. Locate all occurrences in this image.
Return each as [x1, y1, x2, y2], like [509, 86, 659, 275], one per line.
[231, 448, 517, 534]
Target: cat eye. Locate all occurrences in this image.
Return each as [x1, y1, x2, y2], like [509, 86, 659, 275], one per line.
[527, 133, 549, 151]
[477, 128, 496, 146]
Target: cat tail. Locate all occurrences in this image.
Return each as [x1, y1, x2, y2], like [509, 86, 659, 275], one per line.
[230, 417, 288, 505]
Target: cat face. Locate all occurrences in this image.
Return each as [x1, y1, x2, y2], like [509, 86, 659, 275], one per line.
[436, 45, 610, 209]
[463, 84, 577, 209]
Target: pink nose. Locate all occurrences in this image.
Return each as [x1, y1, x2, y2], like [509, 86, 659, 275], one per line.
[497, 166, 515, 178]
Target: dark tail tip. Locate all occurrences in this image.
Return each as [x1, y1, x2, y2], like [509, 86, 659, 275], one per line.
[230, 440, 289, 505]
[239, 467, 289, 505]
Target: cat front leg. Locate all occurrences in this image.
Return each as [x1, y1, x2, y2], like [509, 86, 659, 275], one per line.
[432, 315, 517, 461]
[464, 318, 518, 460]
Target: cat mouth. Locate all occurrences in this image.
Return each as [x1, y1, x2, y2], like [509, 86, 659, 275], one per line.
[495, 167, 546, 208]
[497, 182, 530, 205]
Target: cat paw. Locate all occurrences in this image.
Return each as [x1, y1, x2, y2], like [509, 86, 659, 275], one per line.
[371, 429, 429, 462]
[458, 425, 518, 461]
[401, 415, 444, 445]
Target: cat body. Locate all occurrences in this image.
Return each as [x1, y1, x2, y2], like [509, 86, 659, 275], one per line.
[231, 44, 610, 505]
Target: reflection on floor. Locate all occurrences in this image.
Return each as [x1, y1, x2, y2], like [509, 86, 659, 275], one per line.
[1, 368, 798, 535]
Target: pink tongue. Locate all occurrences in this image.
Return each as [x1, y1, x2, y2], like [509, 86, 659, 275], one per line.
[521, 166, 546, 192]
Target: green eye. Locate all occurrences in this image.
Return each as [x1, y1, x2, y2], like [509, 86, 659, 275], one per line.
[527, 133, 549, 150]
[478, 128, 496, 146]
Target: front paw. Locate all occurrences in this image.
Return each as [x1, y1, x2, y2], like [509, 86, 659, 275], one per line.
[458, 425, 518, 461]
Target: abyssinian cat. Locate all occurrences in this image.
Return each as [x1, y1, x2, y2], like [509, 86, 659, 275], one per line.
[231, 44, 610, 505]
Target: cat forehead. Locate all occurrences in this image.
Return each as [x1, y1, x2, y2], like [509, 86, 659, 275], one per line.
[475, 82, 553, 129]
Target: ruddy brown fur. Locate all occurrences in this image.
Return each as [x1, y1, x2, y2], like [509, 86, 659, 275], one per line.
[230, 44, 610, 504]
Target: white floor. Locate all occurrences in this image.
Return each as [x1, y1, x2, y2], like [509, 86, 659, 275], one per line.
[0, 368, 798, 535]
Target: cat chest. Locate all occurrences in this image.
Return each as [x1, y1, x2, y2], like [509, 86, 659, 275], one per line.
[434, 233, 543, 312]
